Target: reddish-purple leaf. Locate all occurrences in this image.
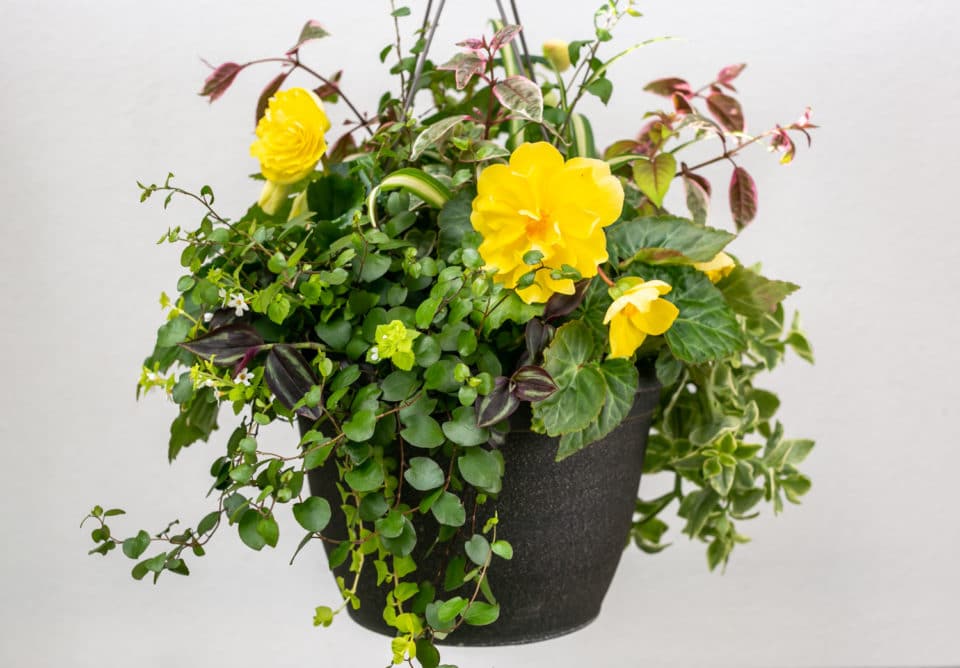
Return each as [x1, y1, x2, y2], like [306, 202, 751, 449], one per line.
[672, 92, 693, 115]
[287, 20, 330, 55]
[264, 345, 322, 421]
[475, 377, 520, 428]
[490, 24, 522, 52]
[706, 93, 745, 133]
[179, 324, 264, 367]
[681, 163, 712, 197]
[255, 71, 289, 127]
[437, 52, 487, 90]
[644, 77, 692, 99]
[200, 62, 243, 102]
[717, 63, 747, 85]
[313, 70, 343, 101]
[729, 167, 758, 229]
[511, 366, 558, 402]
[543, 280, 590, 321]
[456, 37, 486, 52]
[523, 319, 555, 363]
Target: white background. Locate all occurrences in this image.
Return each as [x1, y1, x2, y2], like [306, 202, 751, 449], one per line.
[2, 1, 959, 666]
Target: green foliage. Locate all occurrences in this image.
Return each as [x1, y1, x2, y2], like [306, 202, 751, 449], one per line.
[100, 4, 816, 663]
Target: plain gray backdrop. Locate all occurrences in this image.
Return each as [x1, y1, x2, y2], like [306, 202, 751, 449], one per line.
[2, 1, 958, 666]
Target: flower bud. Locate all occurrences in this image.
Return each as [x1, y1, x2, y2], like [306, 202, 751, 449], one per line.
[542, 40, 571, 73]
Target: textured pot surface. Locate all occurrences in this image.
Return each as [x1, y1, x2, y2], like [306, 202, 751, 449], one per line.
[304, 362, 659, 646]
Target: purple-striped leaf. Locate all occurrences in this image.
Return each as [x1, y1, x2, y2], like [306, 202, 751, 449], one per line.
[200, 62, 243, 102]
[511, 366, 558, 402]
[543, 280, 590, 321]
[264, 345, 322, 421]
[475, 377, 520, 428]
[729, 166, 758, 230]
[523, 319, 555, 363]
[179, 324, 264, 367]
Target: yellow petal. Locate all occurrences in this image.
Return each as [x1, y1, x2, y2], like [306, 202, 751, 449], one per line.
[608, 313, 645, 358]
[633, 297, 679, 335]
[258, 180, 290, 214]
[693, 252, 735, 283]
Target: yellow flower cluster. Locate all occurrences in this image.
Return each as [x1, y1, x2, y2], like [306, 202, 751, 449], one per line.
[470, 142, 624, 304]
[250, 87, 331, 213]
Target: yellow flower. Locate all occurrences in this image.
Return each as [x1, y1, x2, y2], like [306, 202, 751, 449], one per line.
[693, 252, 735, 283]
[542, 40, 571, 72]
[470, 142, 624, 304]
[250, 87, 330, 213]
[603, 278, 679, 358]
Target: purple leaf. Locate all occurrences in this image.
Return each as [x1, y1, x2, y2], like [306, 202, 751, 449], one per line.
[717, 63, 747, 85]
[543, 280, 590, 321]
[179, 324, 264, 367]
[263, 345, 322, 421]
[643, 77, 692, 99]
[523, 319, 555, 363]
[255, 71, 289, 127]
[706, 93, 745, 133]
[511, 366, 558, 402]
[729, 166, 758, 230]
[475, 377, 521, 428]
[200, 62, 243, 102]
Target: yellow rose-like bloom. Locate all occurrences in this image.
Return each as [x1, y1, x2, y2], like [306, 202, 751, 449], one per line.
[693, 252, 735, 283]
[542, 40, 571, 72]
[250, 87, 330, 213]
[470, 142, 624, 304]
[603, 278, 679, 358]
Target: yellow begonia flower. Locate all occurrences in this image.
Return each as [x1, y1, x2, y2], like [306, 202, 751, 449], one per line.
[250, 87, 331, 213]
[603, 278, 679, 358]
[542, 40, 571, 72]
[470, 142, 624, 304]
[693, 251, 735, 283]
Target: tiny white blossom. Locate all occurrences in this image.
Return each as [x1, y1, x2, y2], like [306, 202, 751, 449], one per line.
[368, 346, 380, 362]
[218, 288, 227, 300]
[226, 292, 250, 317]
[203, 312, 214, 323]
[201, 378, 218, 388]
[235, 369, 254, 386]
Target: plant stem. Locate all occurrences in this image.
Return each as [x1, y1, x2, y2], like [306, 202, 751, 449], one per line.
[509, 0, 536, 82]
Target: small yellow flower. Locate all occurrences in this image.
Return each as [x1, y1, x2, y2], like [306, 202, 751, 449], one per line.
[470, 142, 624, 304]
[693, 252, 735, 283]
[542, 40, 571, 72]
[603, 278, 679, 358]
[250, 87, 330, 213]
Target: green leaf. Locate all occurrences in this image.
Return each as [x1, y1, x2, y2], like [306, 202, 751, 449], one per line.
[375, 510, 406, 538]
[464, 534, 490, 566]
[533, 322, 605, 436]
[458, 448, 503, 494]
[491, 540, 513, 560]
[556, 357, 639, 460]
[608, 216, 734, 266]
[157, 316, 192, 348]
[404, 457, 445, 491]
[718, 266, 799, 318]
[368, 168, 453, 227]
[437, 597, 468, 624]
[293, 497, 331, 533]
[585, 77, 613, 104]
[636, 264, 744, 364]
[342, 409, 377, 442]
[238, 508, 266, 551]
[344, 458, 384, 492]
[314, 320, 352, 351]
[401, 415, 446, 448]
[632, 153, 676, 207]
[379, 517, 417, 556]
[442, 406, 489, 446]
[411, 115, 467, 160]
[122, 530, 151, 559]
[431, 491, 466, 527]
[359, 253, 392, 283]
[257, 515, 279, 547]
[462, 601, 500, 626]
[229, 463, 254, 484]
[438, 189, 478, 259]
[313, 605, 334, 627]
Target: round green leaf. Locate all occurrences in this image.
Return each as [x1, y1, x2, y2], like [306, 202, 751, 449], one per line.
[431, 491, 466, 527]
[404, 457, 445, 491]
[293, 497, 331, 533]
[400, 415, 445, 448]
[458, 448, 503, 494]
[344, 458, 385, 492]
[441, 406, 489, 446]
[342, 409, 377, 442]
[464, 534, 490, 566]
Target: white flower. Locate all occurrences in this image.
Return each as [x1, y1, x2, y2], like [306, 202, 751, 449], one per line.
[203, 312, 214, 323]
[235, 369, 254, 386]
[200, 378, 218, 388]
[218, 288, 227, 300]
[226, 292, 250, 317]
[368, 345, 380, 362]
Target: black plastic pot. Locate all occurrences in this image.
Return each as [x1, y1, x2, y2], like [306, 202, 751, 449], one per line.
[304, 362, 659, 646]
